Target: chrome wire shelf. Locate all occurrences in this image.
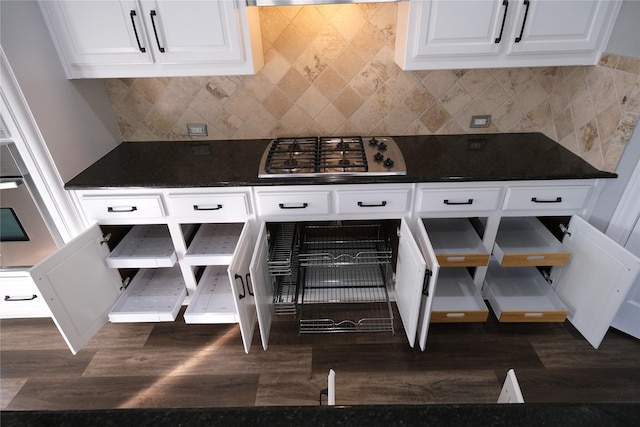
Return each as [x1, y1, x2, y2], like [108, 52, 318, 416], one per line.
[299, 223, 392, 267]
[268, 223, 298, 276]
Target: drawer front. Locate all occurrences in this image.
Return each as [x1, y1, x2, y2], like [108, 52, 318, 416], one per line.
[417, 187, 502, 213]
[81, 194, 165, 221]
[167, 193, 250, 219]
[496, 310, 568, 323]
[496, 252, 570, 267]
[430, 310, 488, 323]
[337, 188, 411, 215]
[503, 185, 592, 212]
[257, 191, 331, 216]
[0, 276, 50, 318]
[436, 253, 490, 267]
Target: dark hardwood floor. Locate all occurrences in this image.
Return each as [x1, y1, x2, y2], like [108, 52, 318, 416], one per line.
[2, 306, 640, 410]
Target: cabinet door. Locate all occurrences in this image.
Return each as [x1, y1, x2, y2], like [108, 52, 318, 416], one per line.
[413, 0, 506, 56]
[40, 0, 152, 74]
[227, 222, 258, 354]
[551, 216, 640, 349]
[412, 218, 440, 351]
[29, 224, 123, 355]
[611, 215, 640, 339]
[145, 0, 246, 65]
[394, 219, 432, 349]
[249, 222, 274, 351]
[507, 0, 615, 55]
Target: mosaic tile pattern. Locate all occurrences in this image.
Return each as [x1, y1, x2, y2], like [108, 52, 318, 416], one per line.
[105, 4, 640, 172]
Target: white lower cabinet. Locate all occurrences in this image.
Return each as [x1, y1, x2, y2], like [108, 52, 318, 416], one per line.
[0, 272, 51, 319]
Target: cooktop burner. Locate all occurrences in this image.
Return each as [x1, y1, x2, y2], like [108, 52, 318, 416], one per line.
[259, 136, 406, 178]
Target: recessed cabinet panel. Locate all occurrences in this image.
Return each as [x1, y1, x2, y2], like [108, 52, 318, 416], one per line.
[416, 187, 502, 214]
[336, 187, 411, 215]
[484, 261, 568, 322]
[256, 190, 331, 217]
[108, 266, 186, 322]
[493, 217, 570, 267]
[503, 185, 592, 213]
[184, 265, 238, 324]
[81, 194, 165, 222]
[430, 268, 488, 323]
[167, 192, 250, 220]
[422, 218, 489, 267]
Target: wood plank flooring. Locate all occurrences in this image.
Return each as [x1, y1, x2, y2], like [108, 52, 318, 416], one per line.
[2, 306, 640, 410]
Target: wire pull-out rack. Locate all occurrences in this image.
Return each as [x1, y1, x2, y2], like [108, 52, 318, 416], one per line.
[267, 223, 300, 315]
[297, 223, 394, 334]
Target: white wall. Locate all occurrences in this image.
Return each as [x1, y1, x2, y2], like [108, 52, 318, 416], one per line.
[606, 0, 640, 59]
[0, 0, 120, 183]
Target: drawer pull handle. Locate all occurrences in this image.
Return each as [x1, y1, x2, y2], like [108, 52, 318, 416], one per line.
[357, 201, 387, 208]
[531, 197, 562, 203]
[446, 256, 466, 262]
[246, 273, 254, 297]
[495, 0, 509, 43]
[193, 204, 223, 211]
[4, 294, 37, 302]
[278, 203, 308, 209]
[129, 10, 146, 53]
[446, 313, 465, 318]
[108, 206, 138, 213]
[149, 10, 165, 52]
[524, 312, 543, 318]
[443, 199, 473, 205]
[526, 255, 545, 260]
[234, 273, 246, 300]
[515, 0, 531, 43]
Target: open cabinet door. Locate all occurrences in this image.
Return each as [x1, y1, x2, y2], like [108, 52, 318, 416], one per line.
[249, 222, 274, 350]
[552, 215, 640, 349]
[227, 222, 257, 354]
[29, 224, 123, 354]
[394, 218, 428, 348]
[611, 215, 640, 339]
[412, 218, 440, 351]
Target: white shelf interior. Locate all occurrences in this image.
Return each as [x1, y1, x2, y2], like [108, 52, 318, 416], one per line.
[493, 217, 569, 264]
[184, 223, 244, 265]
[184, 265, 238, 324]
[484, 260, 567, 315]
[422, 218, 487, 258]
[109, 266, 187, 322]
[432, 268, 487, 312]
[106, 224, 178, 269]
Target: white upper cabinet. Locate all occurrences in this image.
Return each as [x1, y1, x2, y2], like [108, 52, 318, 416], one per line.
[395, 0, 622, 70]
[39, 0, 263, 78]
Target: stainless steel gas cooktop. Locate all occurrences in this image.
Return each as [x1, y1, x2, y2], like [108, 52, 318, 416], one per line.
[258, 136, 406, 178]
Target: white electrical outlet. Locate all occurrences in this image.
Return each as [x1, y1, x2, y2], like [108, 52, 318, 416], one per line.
[470, 115, 491, 128]
[187, 123, 208, 136]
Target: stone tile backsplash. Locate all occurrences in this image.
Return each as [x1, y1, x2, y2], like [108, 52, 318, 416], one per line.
[105, 4, 640, 172]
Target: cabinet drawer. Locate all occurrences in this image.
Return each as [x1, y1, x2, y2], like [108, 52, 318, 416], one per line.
[484, 262, 568, 323]
[493, 217, 570, 267]
[81, 194, 165, 221]
[431, 269, 488, 323]
[422, 218, 490, 267]
[503, 185, 592, 212]
[184, 265, 238, 324]
[0, 275, 50, 319]
[337, 187, 411, 215]
[417, 187, 502, 213]
[257, 190, 331, 216]
[167, 192, 250, 220]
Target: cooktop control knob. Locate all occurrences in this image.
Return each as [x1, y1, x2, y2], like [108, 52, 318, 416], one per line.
[378, 142, 387, 151]
[383, 158, 394, 168]
[374, 152, 384, 162]
[369, 137, 378, 145]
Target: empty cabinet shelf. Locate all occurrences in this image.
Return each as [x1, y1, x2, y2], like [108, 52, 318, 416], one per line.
[422, 218, 489, 267]
[109, 266, 187, 322]
[184, 265, 237, 324]
[493, 217, 570, 267]
[431, 268, 488, 323]
[484, 261, 568, 322]
[183, 223, 243, 265]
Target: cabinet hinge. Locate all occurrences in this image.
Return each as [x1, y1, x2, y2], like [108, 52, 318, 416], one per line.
[422, 269, 432, 296]
[541, 270, 552, 284]
[100, 233, 112, 245]
[120, 277, 130, 291]
[559, 224, 571, 237]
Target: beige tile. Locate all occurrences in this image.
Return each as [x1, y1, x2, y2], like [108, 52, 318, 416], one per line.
[492, 100, 523, 131]
[624, 83, 640, 114]
[313, 25, 347, 62]
[386, 69, 419, 100]
[452, 100, 486, 130]
[259, 7, 289, 44]
[577, 119, 600, 154]
[350, 66, 383, 98]
[603, 143, 626, 172]
[293, 46, 329, 82]
[315, 104, 347, 134]
[476, 82, 509, 114]
[291, 5, 327, 41]
[225, 89, 260, 121]
[383, 102, 418, 134]
[332, 45, 366, 81]
[559, 132, 580, 156]
[612, 112, 640, 145]
[262, 88, 293, 120]
[278, 68, 310, 100]
[439, 82, 472, 116]
[570, 91, 596, 128]
[514, 79, 547, 114]
[582, 146, 604, 169]
[554, 108, 574, 141]
[527, 102, 553, 128]
[351, 22, 387, 61]
[496, 68, 532, 96]
[350, 101, 384, 134]
[530, 67, 559, 94]
[370, 44, 397, 81]
[616, 56, 640, 75]
[105, 79, 132, 104]
[420, 103, 452, 133]
[296, 85, 330, 118]
[404, 85, 436, 114]
[597, 103, 622, 142]
[278, 104, 314, 135]
[260, 49, 290, 84]
[211, 109, 244, 138]
[564, 67, 589, 100]
[276, 5, 303, 21]
[615, 71, 640, 107]
[241, 104, 279, 138]
[549, 84, 570, 116]
[368, 2, 396, 39]
[598, 53, 619, 69]
[421, 70, 457, 98]
[273, 25, 308, 63]
[333, 86, 364, 118]
[330, 5, 366, 41]
[314, 66, 347, 101]
[589, 69, 618, 114]
[131, 78, 167, 104]
[243, 73, 276, 103]
[368, 84, 400, 117]
[458, 69, 495, 97]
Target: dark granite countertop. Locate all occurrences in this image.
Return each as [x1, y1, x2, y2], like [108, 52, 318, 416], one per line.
[65, 133, 616, 189]
[3, 403, 640, 426]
